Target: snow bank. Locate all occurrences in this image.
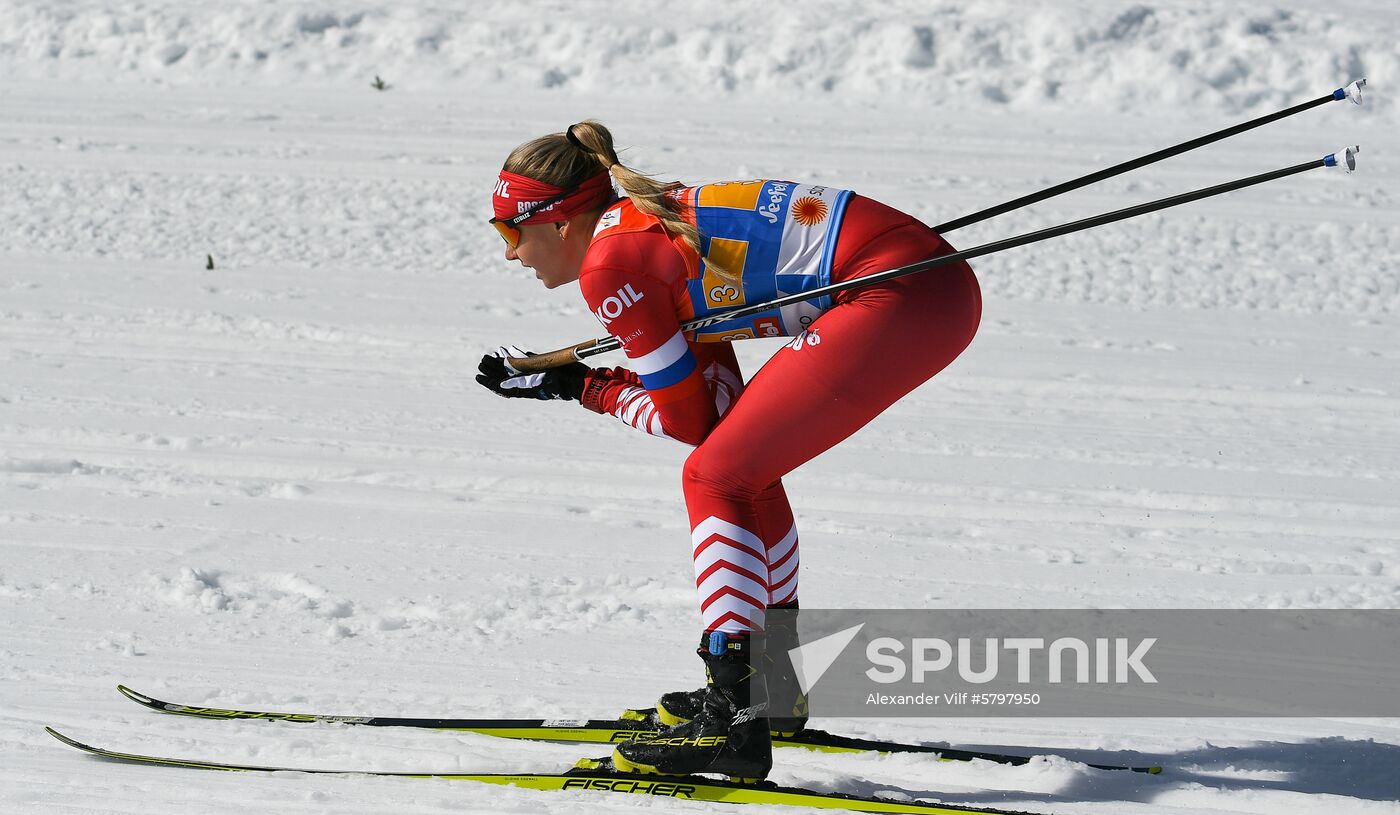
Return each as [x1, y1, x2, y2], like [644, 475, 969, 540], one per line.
[3, 0, 1396, 118]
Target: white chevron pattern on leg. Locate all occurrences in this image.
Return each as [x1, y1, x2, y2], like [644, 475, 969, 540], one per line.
[691, 516, 769, 633]
[766, 523, 800, 605]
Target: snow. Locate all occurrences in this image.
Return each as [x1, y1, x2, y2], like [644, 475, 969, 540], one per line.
[4, 1, 1399, 120]
[2, 1, 1398, 814]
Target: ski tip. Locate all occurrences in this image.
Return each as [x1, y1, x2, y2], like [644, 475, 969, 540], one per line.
[116, 684, 151, 704]
[45, 726, 85, 749]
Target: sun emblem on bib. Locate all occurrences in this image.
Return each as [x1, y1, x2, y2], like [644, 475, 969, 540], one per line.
[791, 196, 829, 227]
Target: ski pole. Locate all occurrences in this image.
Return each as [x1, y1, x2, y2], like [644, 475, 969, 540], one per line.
[510, 146, 1359, 373]
[933, 79, 1366, 233]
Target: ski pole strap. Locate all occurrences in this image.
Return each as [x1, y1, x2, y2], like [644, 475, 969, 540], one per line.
[933, 79, 1367, 234]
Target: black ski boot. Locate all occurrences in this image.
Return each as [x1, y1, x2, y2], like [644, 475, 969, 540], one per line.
[656, 603, 808, 736]
[613, 632, 772, 780]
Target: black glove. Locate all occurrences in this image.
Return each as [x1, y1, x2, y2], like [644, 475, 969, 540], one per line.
[475, 345, 589, 402]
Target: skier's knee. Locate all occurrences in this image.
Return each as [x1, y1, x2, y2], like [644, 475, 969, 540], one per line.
[683, 446, 756, 499]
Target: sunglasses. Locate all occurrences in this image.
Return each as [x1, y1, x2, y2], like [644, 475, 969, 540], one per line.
[489, 187, 572, 248]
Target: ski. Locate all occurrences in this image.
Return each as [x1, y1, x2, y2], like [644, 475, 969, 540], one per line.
[116, 685, 1160, 774]
[45, 726, 1057, 815]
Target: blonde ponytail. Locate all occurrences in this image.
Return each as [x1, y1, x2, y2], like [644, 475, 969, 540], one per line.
[504, 120, 728, 279]
[562, 121, 703, 260]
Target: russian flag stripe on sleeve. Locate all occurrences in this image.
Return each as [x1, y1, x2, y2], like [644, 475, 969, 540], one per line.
[630, 330, 697, 391]
[630, 330, 689, 374]
[640, 354, 698, 391]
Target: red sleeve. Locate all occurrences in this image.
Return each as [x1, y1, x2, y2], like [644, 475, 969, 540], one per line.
[577, 230, 737, 446]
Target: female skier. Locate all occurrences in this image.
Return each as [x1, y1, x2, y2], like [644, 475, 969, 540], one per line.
[476, 121, 981, 780]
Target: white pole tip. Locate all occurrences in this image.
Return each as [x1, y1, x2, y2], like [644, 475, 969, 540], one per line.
[1326, 145, 1361, 173]
[1344, 79, 1366, 105]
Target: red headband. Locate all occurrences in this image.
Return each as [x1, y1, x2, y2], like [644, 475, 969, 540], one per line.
[492, 170, 615, 223]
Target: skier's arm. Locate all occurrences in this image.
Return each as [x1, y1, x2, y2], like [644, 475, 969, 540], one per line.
[579, 256, 739, 446]
[580, 342, 743, 443]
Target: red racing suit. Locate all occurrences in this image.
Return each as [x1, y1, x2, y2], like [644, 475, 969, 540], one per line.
[577, 181, 981, 634]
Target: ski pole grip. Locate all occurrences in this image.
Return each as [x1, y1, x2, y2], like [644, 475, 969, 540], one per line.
[506, 341, 598, 373]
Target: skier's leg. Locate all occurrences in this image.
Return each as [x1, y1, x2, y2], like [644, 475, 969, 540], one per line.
[683, 225, 981, 635]
[620, 225, 980, 778]
[750, 482, 806, 733]
[655, 480, 801, 729]
[752, 481, 799, 606]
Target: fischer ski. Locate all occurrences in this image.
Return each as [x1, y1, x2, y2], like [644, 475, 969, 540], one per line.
[115, 685, 1161, 774]
[45, 726, 1060, 815]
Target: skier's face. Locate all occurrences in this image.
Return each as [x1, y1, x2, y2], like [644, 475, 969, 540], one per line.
[504, 215, 594, 290]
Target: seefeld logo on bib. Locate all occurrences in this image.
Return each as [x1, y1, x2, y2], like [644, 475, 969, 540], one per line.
[758, 182, 791, 224]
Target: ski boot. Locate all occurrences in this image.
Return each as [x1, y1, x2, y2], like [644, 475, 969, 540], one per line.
[613, 632, 772, 780]
[656, 603, 808, 736]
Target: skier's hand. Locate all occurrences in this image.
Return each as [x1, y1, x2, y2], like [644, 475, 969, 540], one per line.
[475, 345, 589, 402]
